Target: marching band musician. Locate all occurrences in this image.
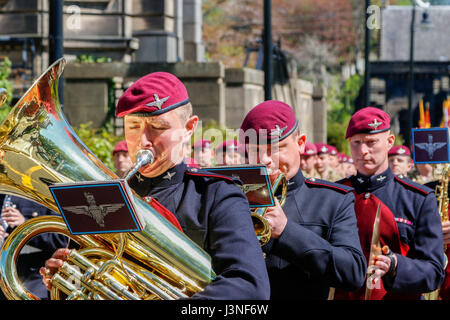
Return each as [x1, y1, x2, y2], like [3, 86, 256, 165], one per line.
[40, 71, 270, 299]
[335, 106, 445, 300]
[239, 100, 366, 300]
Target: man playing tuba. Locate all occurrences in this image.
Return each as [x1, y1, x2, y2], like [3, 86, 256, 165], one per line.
[40, 71, 270, 299]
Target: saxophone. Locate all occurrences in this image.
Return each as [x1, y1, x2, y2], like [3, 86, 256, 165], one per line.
[424, 164, 449, 300]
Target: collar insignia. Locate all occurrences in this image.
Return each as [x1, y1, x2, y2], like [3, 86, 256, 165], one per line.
[163, 171, 176, 180]
[135, 173, 144, 182]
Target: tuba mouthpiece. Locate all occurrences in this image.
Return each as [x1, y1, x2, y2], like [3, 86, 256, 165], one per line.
[124, 149, 155, 181]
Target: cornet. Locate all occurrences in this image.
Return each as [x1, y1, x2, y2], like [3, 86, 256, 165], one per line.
[251, 173, 287, 246]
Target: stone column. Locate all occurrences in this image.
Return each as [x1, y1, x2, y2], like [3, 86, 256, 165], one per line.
[291, 79, 314, 141]
[312, 85, 328, 143]
[225, 68, 264, 129]
[132, 0, 182, 63]
[183, 0, 204, 62]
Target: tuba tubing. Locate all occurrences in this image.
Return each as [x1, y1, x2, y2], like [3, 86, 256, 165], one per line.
[0, 58, 215, 300]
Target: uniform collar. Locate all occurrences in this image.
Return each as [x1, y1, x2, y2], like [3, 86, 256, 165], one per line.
[133, 161, 186, 191]
[286, 169, 305, 192]
[351, 167, 394, 192]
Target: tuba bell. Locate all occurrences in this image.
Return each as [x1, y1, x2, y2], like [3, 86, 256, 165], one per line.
[251, 173, 287, 246]
[0, 58, 215, 300]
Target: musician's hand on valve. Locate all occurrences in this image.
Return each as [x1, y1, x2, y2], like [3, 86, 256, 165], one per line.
[442, 221, 450, 245]
[264, 198, 287, 239]
[1, 206, 25, 228]
[39, 248, 70, 291]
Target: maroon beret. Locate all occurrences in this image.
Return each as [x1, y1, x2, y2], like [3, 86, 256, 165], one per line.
[239, 100, 298, 144]
[346, 107, 391, 139]
[315, 143, 330, 155]
[328, 145, 338, 155]
[301, 141, 317, 156]
[116, 72, 190, 117]
[388, 145, 411, 157]
[192, 139, 212, 150]
[113, 140, 128, 154]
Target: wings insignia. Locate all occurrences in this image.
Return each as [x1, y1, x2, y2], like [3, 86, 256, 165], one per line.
[62, 205, 90, 216]
[99, 203, 125, 217]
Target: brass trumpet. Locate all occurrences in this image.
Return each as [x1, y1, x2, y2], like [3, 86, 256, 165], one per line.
[251, 173, 287, 246]
[0, 58, 215, 300]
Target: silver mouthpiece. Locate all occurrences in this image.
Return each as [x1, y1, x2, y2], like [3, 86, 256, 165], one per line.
[124, 149, 155, 181]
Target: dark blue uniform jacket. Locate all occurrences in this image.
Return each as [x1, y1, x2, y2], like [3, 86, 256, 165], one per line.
[339, 168, 445, 294]
[129, 162, 270, 300]
[263, 169, 366, 299]
[0, 195, 67, 300]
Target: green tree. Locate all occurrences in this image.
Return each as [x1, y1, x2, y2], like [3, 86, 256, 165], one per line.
[327, 74, 363, 154]
[74, 122, 122, 171]
[0, 56, 13, 122]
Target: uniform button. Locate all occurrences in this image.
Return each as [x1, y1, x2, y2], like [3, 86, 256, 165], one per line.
[364, 193, 371, 199]
[32, 211, 38, 217]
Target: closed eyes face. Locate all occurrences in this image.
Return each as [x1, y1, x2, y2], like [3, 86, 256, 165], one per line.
[247, 133, 305, 181]
[124, 111, 187, 178]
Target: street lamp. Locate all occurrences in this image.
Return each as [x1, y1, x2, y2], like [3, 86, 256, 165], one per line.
[263, 0, 272, 101]
[408, 0, 430, 145]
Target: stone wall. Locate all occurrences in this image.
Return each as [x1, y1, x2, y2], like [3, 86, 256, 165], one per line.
[63, 61, 327, 143]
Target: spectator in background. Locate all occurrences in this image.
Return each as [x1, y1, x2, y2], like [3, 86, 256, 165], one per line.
[339, 153, 357, 177]
[192, 139, 214, 167]
[315, 143, 342, 181]
[388, 145, 414, 178]
[113, 140, 133, 178]
[215, 140, 244, 166]
[300, 141, 318, 179]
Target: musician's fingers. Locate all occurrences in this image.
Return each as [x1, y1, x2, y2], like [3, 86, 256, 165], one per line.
[39, 267, 53, 291]
[44, 248, 69, 272]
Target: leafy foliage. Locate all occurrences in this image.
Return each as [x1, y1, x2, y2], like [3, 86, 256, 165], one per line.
[327, 74, 363, 154]
[0, 56, 13, 123]
[74, 122, 122, 171]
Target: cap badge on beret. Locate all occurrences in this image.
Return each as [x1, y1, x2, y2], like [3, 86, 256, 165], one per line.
[397, 148, 406, 154]
[270, 125, 287, 138]
[306, 149, 314, 155]
[145, 94, 169, 110]
[320, 146, 328, 153]
[368, 118, 383, 130]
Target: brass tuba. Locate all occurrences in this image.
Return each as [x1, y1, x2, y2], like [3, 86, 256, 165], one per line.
[0, 58, 215, 300]
[251, 173, 287, 246]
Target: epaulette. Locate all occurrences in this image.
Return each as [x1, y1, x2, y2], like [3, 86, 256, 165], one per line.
[305, 177, 353, 194]
[185, 167, 243, 185]
[394, 175, 432, 195]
